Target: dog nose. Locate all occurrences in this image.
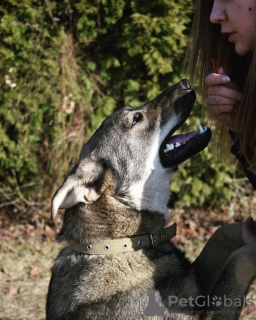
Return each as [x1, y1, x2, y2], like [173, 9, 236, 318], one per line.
[180, 79, 192, 91]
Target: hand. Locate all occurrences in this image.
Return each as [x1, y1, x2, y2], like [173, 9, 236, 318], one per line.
[242, 216, 256, 245]
[205, 67, 243, 131]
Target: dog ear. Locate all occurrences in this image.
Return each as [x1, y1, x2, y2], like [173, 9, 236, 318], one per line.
[51, 161, 106, 220]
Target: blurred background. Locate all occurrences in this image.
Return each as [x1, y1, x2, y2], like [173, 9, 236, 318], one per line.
[0, 1, 255, 319]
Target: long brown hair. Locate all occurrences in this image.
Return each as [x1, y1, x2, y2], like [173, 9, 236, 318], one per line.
[187, 0, 256, 172]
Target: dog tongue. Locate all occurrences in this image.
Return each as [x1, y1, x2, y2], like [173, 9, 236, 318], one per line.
[169, 131, 198, 144]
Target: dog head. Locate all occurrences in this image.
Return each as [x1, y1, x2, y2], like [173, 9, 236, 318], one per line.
[51, 79, 211, 220]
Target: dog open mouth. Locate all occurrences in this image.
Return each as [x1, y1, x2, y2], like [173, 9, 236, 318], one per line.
[160, 123, 212, 168]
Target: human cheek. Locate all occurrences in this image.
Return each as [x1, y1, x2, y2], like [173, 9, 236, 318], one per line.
[234, 24, 255, 55]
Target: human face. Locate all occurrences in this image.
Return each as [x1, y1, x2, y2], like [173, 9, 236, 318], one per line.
[210, 0, 256, 56]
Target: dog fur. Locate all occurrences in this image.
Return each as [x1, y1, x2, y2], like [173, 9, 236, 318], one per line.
[47, 80, 256, 320]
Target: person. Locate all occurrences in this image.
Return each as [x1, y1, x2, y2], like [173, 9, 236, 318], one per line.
[187, 0, 256, 246]
[187, 0, 256, 190]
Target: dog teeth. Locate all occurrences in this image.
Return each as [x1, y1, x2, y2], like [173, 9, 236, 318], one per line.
[198, 123, 207, 134]
[164, 125, 208, 154]
[198, 123, 204, 134]
[163, 142, 182, 153]
[163, 143, 175, 153]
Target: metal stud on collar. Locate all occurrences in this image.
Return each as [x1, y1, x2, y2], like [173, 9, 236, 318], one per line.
[69, 223, 177, 255]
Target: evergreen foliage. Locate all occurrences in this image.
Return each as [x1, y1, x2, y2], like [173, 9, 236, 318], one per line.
[0, 0, 247, 208]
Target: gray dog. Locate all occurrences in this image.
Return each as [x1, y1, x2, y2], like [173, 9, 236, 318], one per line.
[47, 80, 256, 319]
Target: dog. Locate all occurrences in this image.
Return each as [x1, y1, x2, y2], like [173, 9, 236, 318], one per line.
[47, 79, 256, 319]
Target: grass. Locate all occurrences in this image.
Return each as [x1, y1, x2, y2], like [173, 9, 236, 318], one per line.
[1, 207, 256, 319]
[0, 235, 62, 320]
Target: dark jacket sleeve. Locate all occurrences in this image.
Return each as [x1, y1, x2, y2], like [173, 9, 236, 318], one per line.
[229, 130, 256, 190]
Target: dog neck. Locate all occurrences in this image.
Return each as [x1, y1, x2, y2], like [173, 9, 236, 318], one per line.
[69, 222, 177, 255]
[57, 194, 169, 247]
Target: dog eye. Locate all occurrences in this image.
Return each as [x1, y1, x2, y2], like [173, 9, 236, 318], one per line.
[132, 113, 143, 126]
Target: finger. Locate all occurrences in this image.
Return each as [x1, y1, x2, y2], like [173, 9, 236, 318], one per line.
[207, 86, 243, 102]
[206, 94, 238, 107]
[205, 73, 240, 92]
[224, 80, 240, 91]
[216, 67, 240, 91]
[207, 104, 234, 118]
[205, 73, 230, 86]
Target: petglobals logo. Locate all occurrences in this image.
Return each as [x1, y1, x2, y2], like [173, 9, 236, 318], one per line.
[168, 295, 255, 310]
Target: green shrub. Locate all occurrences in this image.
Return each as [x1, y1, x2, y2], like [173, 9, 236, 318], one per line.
[0, 0, 249, 209]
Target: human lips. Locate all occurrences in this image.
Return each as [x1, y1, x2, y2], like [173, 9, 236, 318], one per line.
[228, 32, 236, 42]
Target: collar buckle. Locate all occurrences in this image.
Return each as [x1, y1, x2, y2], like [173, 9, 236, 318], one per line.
[69, 222, 177, 255]
[149, 234, 157, 247]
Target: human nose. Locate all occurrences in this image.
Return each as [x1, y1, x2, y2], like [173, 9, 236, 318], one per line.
[210, 0, 226, 24]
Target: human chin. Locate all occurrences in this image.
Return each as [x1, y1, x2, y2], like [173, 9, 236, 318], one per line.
[234, 42, 252, 56]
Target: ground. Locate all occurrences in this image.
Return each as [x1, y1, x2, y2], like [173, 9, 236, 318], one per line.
[1, 203, 256, 320]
